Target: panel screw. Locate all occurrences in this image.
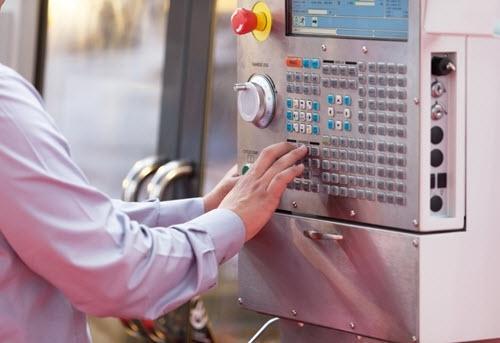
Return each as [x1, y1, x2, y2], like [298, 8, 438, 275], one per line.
[413, 97, 420, 105]
[350, 210, 356, 217]
[412, 239, 419, 248]
[412, 336, 418, 342]
[362, 46, 368, 54]
[349, 322, 356, 329]
[412, 219, 419, 227]
[292, 201, 298, 208]
[357, 336, 363, 341]
[297, 322, 305, 328]
[237, 297, 243, 305]
[291, 310, 298, 316]
[321, 44, 327, 52]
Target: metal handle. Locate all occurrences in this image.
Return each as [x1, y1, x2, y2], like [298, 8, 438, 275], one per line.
[147, 160, 193, 200]
[122, 156, 169, 202]
[303, 230, 343, 241]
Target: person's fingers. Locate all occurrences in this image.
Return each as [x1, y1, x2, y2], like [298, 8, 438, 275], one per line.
[266, 164, 304, 196]
[260, 146, 308, 184]
[226, 164, 239, 178]
[250, 142, 300, 177]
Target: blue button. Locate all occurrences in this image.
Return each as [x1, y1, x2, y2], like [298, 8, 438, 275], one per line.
[303, 59, 311, 68]
[328, 119, 335, 130]
[287, 122, 294, 132]
[286, 98, 293, 108]
[344, 96, 352, 106]
[343, 121, 352, 131]
[312, 125, 320, 135]
[312, 101, 320, 111]
[312, 113, 320, 122]
[327, 94, 334, 105]
[311, 59, 321, 69]
[286, 111, 293, 120]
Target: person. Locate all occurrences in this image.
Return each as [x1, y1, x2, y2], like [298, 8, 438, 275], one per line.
[0, 1, 307, 342]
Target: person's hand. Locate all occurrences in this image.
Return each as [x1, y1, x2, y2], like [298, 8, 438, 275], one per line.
[203, 165, 240, 212]
[220, 143, 307, 241]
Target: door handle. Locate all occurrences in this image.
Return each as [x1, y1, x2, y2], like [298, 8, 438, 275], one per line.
[147, 160, 193, 200]
[122, 156, 169, 202]
[303, 230, 344, 241]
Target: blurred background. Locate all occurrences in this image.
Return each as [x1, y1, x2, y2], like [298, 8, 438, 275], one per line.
[1, 0, 278, 342]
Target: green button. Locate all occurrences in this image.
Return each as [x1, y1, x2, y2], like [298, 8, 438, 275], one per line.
[241, 164, 252, 175]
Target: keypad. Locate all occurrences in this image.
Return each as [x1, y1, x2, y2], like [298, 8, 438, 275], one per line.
[285, 57, 409, 206]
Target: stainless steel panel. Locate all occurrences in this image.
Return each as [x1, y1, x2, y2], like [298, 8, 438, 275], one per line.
[239, 213, 419, 342]
[236, 0, 422, 231]
[280, 319, 389, 343]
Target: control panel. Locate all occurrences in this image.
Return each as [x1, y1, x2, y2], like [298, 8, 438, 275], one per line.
[234, 0, 465, 232]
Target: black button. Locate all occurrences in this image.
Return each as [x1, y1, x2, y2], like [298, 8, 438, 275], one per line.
[430, 195, 443, 212]
[437, 173, 447, 188]
[431, 126, 444, 145]
[431, 149, 444, 167]
[430, 174, 436, 189]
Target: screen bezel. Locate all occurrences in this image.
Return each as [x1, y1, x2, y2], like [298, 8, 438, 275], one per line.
[285, 0, 409, 42]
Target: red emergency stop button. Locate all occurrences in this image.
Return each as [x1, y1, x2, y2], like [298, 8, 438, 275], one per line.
[231, 3, 270, 41]
[231, 8, 259, 35]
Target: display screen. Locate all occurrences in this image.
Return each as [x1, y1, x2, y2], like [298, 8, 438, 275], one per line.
[289, 0, 409, 41]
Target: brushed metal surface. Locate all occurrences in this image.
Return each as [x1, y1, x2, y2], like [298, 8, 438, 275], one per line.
[280, 319, 389, 343]
[236, 0, 422, 231]
[239, 213, 419, 342]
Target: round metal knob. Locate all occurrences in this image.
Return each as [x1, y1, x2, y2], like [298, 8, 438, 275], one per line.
[431, 102, 446, 121]
[234, 74, 276, 128]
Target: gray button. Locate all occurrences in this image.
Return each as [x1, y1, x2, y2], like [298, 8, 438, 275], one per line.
[387, 155, 396, 166]
[397, 128, 407, 138]
[378, 125, 387, 136]
[348, 164, 356, 174]
[387, 194, 395, 204]
[388, 88, 397, 99]
[397, 64, 407, 74]
[295, 73, 303, 82]
[377, 167, 386, 177]
[387, 63, 397, 73]
[366, 140, 375, 150]
[387, 126, 396, 137]
[357, 152, 366, 162]
[358, 124, 366, 134]
[310, 183, 319, 193]
[340, 187, 348, 197]
[368, 75, 377, 85]
[349, 138, 357, 149]
[368, 87, 377, 98]
[386, 181, 395, 191]
[378, 101, 387, 111]
[377, 62, 387, 73]
[312, 86, 321, 96]
[339, 65, 348, 76]
[331, 149, 339, 158]
[331, 65, 339, 75]
[331, 162, 339, 171]
[348, 188, 357, 198]
[387, 113, 396, 124]
[377, 192, 386, 203]
[377, 155, 386, 165]
[286, 72, 294, 82]
[349, 176, 357, 186]
[368, 112, 377, 122]
[322, 78, 330, 88]
[340, 137, 348, 147]
[366, 178, 375, 188]
[349, 79, 357, 89]
[339, 162, 347, 172]
[358, 75, 367, 85]
[302, 181, 311, 192]
[377, 88, 387, 98]
[304, 74, 311, 83]
[398, 89, 407, 100]
[367, 154, 376, 164]
[321, 172, 331, 183]
[294, 179, 302, 190]
[358, 111, 366, 121]
[368, 100, 377, 110]
[310, 146, 320, 156]
[359, 87, 367, 97]
[330, 186, 340, 196]
[322, 160, 331, 170]
[331, 137, 339, 146]
[322, 64, 331, 74]
[387, 75, 396, 86]
[303, 85, 311, 95]
[368, 62, 377, 73]
[377, 180, 386, 190]
[377, 113, 386, 123]
[397, 170, 406, 180]
[294, 84, 303, 94]
[310, 159, 320, 168]
[397, 157, 407, 167]
[397, 115, 407, 125]
[311, 74, 320, 84]
[357, 177, 366, 187]
[396, 196, 406, 206]
[348, 66, 357, 76]
[377, 142, 387, 152]
[397, 76, 407, 87]
[339, 79, 348, 89]
[397, 183, 406, 193]
[378, 75, 387, 86]
[386, 168, 396, 178]
[357, 139, 366, 149]
[330, 79, 338, 88]
[348, 151, 357, 161]
[287, 84, 294, 93]
[387, 102, 397, 112]
[368, 125, 376, 135]
[357, 189, 366, 199]
[340, 175, 348, 185]
[358, 99, 367, 109]
[305, 158, 312, 168]
[398, 102, 407, 113]
[366, 191, 375, 201]
[322, 135, 331, 145]
[331, 173, 340, 184]
[397, 144, 407, 154]
[302, 170, 312, 179]
[387, 143, 396, 153]
[322, 148, 330, 159]
[357, 164, 366, 174]
[358, 62, 366, 72]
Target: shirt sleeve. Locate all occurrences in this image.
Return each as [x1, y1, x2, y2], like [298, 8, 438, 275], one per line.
[111, 197, 205, 228]
[0, 69, 245, 319]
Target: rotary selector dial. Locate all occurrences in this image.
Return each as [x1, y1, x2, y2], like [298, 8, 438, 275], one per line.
[234, 74, 276, 128]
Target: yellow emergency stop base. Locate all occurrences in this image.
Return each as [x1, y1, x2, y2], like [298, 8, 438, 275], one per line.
[252, 2, 272, 42]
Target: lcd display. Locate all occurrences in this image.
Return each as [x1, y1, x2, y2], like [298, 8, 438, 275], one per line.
[289, 0, 409, 41]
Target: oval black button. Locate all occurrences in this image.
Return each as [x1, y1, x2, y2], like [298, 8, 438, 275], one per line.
[431, 195, 443, 212]
[431, 149, 444, 167]
[431, 126, 444, 145]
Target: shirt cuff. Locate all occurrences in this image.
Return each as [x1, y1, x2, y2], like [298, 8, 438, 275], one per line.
[189, 209, 246, 264]
[157, 197, 205, 227]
